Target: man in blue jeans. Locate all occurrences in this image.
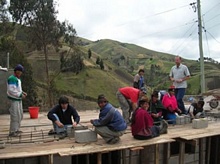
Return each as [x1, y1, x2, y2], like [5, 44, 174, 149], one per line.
[169, 56, 190, 114]
[47, 96, 80, 138]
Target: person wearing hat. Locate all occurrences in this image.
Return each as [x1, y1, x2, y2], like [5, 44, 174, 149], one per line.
[162, 86, 182, 124]
[116, 86, 147, 124]
[47, 96, 80, 138]
[169, 56, 190, 114]
[131, 97, 168, 140]
[149, 90, 166, 125]
[7, 64, 27, 137]
[133, 69, 145, 89]
[90, 94, 127, 144]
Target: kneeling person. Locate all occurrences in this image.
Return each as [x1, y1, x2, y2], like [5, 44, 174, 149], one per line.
[131, 97, 168, 140]
[90, 95, 127, 144]
[47, 96, 80, 137]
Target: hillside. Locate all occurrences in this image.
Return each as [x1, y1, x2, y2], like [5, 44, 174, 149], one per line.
[22, 37, 220, 109]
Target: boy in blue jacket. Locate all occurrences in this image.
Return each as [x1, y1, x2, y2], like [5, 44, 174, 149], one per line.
[90, 94, 127, 144]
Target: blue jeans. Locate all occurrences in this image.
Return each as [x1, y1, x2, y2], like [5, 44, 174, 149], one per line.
[175, 88, 186, 114]
[52, 114, 71, 134]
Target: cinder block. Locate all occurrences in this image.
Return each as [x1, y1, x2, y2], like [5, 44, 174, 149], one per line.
[75, 129, 97, 143]
[192, 118, 208, 129]
[67, 124, 88, 137]
[184, 115, 191, 124]
[176, 116, 185, 125]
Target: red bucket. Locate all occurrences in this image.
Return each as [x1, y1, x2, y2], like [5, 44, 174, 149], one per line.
[28, 107, 39, 119]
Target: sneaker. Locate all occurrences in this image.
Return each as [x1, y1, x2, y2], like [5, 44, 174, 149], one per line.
[9, 132, 20, 137]
[48, 129, 56, 135]
[107, 137, 120, 144]
[58, 132, 67, 139]
[160, 120, 168, 134]
[16, 130, 23, 134]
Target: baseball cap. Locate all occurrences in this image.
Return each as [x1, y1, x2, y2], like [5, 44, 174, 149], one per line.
[140, 87, 147, 94]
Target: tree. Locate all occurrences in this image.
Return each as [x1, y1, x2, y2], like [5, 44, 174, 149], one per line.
[99, 59, 104, 70]
[88, 49, 91, 59]
[96, 57, 100, 65]
[0, 37, 38, 109]
[9, 0, 77, 107]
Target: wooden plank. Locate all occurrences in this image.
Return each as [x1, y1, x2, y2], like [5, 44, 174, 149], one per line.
[181, 130, 220, 140]
[163, 143, 170, 164]
[48, 154, 53, 164]
[179, 141, 185, 164]
[206, 137, 211, 164]
[97, 153, 102, 164]
[199, 138, 204, 164]
[154, 144, 159, 164]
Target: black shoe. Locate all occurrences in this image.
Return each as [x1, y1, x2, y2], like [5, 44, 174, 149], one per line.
[16, 130, 23, 134]
[107, 137, 120, 144]
[48, 129, 56, 135]
[9, 132, 21, 137]
[58, 132, 67, 139]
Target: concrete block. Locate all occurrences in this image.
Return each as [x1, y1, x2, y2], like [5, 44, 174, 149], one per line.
[192, 118, 208, 129]
[75, 129, 97, 143]
[176, 116, 185, 125]
[184, 115, 191, 124]
[67, 124, 88, 137]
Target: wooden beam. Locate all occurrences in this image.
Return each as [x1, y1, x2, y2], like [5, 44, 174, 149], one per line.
[205, 137, 211, 164]
[48, 154, 53, 164]
[176, 138, 198, 146]
[199, 138, 204, 164]
[154, 144, 159, 164]
[97, 153, 102, 164]
[163, 143, 170, 164]
[179, 141, 185, 164]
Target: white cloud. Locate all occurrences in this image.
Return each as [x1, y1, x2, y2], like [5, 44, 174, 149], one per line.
[56, 0, 220, 62]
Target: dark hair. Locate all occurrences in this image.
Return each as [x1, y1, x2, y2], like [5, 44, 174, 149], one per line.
[151, 90, 159, 98]
[198, 100, 205, 108]
[97, 94, 108, 103]
[131, 97, 149, 124]
[59, 96, 69, 105]
[138, 69, 145, 73]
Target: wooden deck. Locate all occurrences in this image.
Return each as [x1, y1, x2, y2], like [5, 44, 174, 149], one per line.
[0, 110, 220, 162]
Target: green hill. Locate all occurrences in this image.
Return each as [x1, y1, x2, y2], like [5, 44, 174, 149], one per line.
[23, 37, 220, 109]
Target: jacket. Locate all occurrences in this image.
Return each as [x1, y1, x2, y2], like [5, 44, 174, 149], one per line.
[92, 103, 127, 131]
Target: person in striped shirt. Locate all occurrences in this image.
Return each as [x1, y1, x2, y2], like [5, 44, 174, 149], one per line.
[7, 64, 27, 137]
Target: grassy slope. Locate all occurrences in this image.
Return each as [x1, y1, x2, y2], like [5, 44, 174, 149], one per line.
[26, 38, 220, 107]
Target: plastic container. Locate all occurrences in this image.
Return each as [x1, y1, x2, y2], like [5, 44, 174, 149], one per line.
[28, 106, 39, 119]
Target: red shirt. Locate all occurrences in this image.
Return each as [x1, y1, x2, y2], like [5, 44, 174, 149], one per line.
[131, 108, 154, 136]
[119, 87, 140, 103]
[162, 93, 178, 112]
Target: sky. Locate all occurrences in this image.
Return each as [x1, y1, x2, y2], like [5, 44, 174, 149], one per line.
[56, 0, 220, 62]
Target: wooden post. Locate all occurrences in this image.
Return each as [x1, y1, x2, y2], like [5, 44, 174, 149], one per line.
[48, 154, 53, 164]
[97, 153, 102, 164]
[199, 138, 204, 164]
[129, 147, 144, 164]
[154, 144, 159, 164]
[206, 137, 211, 164]
[163, 143, 170, 164]
[179, 142, 185, 164]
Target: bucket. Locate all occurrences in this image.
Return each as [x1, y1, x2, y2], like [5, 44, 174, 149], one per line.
[28, 106, 39, 119]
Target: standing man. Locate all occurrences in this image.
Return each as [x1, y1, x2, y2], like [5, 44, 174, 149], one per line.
[133, 69, 145, 89]
[169, 56, 190, 114]
[7, 64, 27, 137]
[47, 96, 80, 138]
[90, 94, 127, 144]
[116, 86, 147, 124]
